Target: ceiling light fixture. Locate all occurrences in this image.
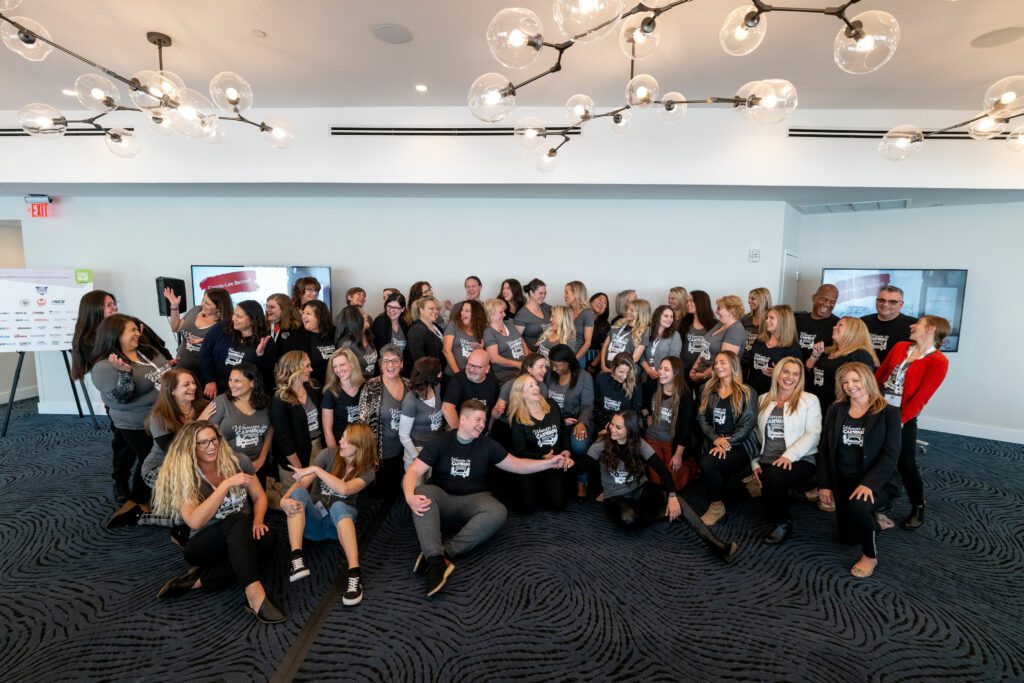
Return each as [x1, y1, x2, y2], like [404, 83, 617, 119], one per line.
[470, 0, 923, 169]
[415, 83, 429, 93]
[1, 7, 296, 158]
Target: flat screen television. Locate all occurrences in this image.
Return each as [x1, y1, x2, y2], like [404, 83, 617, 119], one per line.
[190, 266, 332, 310]
[821, 268, 966, 352]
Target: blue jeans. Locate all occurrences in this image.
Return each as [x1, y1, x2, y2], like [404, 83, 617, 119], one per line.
[569, 427, 592, 484]
[290, 488, 358, 542]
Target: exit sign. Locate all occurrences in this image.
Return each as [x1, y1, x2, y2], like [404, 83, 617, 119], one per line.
[29, 203, 49, 218]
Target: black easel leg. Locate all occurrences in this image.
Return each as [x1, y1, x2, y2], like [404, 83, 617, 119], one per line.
[62, 350, 84, 418]
[79, 379, 101, 430]
[2, 351, 26, 438]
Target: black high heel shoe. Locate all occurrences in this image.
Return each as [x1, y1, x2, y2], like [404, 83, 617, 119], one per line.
[902, 505, 925, 529]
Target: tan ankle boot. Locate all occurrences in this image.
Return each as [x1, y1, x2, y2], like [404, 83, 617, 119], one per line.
[701, 501, 726, 527]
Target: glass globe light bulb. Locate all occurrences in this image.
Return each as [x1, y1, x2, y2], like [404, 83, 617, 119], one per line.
[553, 0, 624, 44]
[565, 93, 595, 125]
[168, 88, 216, 139]
[878, 125, 923, 160]
[468, 73, 515, 123]
[18, 102, 66, 138]
[146, 107, 175, 136]
[626, 74, 659, 108]
[534, 147, 558, 173]
[983, 75, 1024, 118]
[748, 78, 797, 124]
[209, 71, 254, 113]
[514, 116, 547, 150]
[609, 109, 632, 134]
[486, 7, 544, 69]
[1005, 125, 1024, 152]
[0, 1, 26, 10]
[720, 6, 766, 56]
[262, 117, 297, 149]
[130, 70, 186, 109]
[105, 128, 140, 158]
[618, 14, 660, 60]
[967, 115, 1005, 140]
[659, 91, 686, 123]
[74, 73, 120, 112]
[834, 11, 899, 74]
[1, 16, 54, 61]
[200, 118, 226, 145]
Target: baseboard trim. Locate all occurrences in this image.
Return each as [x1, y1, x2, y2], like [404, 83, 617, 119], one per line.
[1, 384, 38, 405]
[919, 416, 1024, 445]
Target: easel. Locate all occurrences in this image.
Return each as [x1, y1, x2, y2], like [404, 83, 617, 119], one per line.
[1, 349, 100, 437]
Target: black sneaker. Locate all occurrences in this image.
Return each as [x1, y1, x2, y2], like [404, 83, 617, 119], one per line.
[157, 566, 201, 599]
[289, 553, 310, 582]
[425, 556, 454, 597]
[342, 570, 363, 606]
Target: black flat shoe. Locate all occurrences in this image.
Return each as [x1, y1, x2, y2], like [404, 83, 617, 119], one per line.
[902, 505, 925, 529]
[105, 501, 142, 528]
[715, 542, 739, 564]
[247, 597, 286, 624]
[157, 566, 201, 599]
[763, 521, 794, 545]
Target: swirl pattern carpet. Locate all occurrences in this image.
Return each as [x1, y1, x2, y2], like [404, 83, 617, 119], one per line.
[0, 399, 1021, 682]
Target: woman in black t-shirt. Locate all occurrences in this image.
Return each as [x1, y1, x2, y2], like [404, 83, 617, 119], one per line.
[297, 300, 337, 391]
[335, 305, 378, 379]
[587, 292, 611, 373]
[321, 348, 365, 449]
[805, 317, 878, 413]
[745, 305, 803, 396]
[508, 374, 570, 512]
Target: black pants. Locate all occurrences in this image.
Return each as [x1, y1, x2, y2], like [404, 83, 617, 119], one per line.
[699, 442, 753, 502]
[183, 512, 276, 591]
[372, 455, 404, 500]
[760, 459, 817, 523]
[834, 475, 894, 559]
[508, 468, 567, 513]
[896, 417, 924, 506]
[115, 428, 153, 505]
[605, 483, 733, 554]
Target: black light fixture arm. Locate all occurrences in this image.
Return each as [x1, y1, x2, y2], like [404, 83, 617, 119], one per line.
[745, 0, 863, 35]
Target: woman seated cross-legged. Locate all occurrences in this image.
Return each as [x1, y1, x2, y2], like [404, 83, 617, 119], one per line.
[281, 422, 378, 606]
[152, 422, 284, 623]
[587, 410, 738, 563]
[508, 374, 571, 512]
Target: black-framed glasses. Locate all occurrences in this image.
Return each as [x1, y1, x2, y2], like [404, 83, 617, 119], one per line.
[876, 297, 902, 305]
[197, 435, 221, 449]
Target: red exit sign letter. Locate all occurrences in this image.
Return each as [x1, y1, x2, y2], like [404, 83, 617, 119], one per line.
[29, 203, 49, 218]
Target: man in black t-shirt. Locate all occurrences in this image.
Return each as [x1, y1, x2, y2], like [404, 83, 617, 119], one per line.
[442, 349, 500, 429]
[794, 284, 840, 360]
[403, 400, 572, 597]
[861, 285, 916, 364]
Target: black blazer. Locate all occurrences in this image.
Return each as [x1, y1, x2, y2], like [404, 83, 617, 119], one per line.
[371, 313, 409, 353]
[269, 383, 322, 468]
[817, 402, 901, 494]
[407, 320, 445, 366]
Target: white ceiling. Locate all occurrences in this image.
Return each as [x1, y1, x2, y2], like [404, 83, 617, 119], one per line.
[0, 0, 1021, 111]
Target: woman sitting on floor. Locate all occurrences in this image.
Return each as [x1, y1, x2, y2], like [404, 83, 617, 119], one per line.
[281, 422, 378, 606]
[587, 410, 738, 562]
[507, 374, 571, 512]
[152, 421, 284, 623]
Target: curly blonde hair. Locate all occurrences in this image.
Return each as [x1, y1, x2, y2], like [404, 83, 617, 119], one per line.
[275, 351, 313, 405]
[508, 374, 550, 427]
[152, 421, 242, 518]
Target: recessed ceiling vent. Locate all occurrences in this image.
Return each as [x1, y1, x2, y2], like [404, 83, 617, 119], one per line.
[795, 199, 912, 215]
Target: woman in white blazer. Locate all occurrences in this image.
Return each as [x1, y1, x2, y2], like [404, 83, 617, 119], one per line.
[752, 357, 821, 545]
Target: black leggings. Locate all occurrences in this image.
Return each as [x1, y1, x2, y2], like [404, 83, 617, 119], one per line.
[896, 417, 924, 506]
[699, 442, 753, 502]
[182, 512, 276, 591]
[604, 483, 733, 555]
[509, 468, 567, 513]
[834, 476, 893, 559]
[371, 455, 404, 500]
[115, 427, 153, 505]
[760, 459, 817, 523]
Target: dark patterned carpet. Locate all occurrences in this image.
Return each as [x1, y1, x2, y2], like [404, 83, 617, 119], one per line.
[1, 399, 1022, 682]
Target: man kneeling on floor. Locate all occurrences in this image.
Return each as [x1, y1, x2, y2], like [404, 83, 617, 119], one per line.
[403, 399, 573, 597]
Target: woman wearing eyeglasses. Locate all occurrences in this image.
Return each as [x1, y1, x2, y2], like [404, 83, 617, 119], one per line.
[290, 276, 321, 311]
[152, 421, 284, 623]
[372, 292, 409, 357]
[359, 343, 411, 496]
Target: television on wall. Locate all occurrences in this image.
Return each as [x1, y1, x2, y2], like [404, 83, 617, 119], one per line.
[821, 268, 967, 352]
[190, 266, 332, 310]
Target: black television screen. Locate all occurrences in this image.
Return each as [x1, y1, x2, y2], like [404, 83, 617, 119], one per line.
[191, 265, 332, 310]
[821, 268, 967, 352]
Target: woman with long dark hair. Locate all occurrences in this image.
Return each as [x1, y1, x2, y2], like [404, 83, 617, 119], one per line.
[199, 300, 275, 399]
[371, 292, 409, 356]
[546, 344, 594, 497]
[499, 278, 526, 321]
[335, 304, 378, 378]
[818, 362, 901, 578]
[399, 357, 445, 472]
[690, 295, 747, 387]
[642, 357, 696, 491]
[152, 421, 283, 623]
[697, 351, 759, 527]
[210, 363, 273, 480]
[297, 300, 337, 391]
[72, 290, 170, 381]
[443, 300, 487, 376]
[874, 315, 950, 529]
[639, 305, 682, 381]
[586, 292, 611, 373]
[91, 314, 173, 510]
[593, 352, 643, 436]
[404, 281, 432, 327]
[514, 278, 552, 352]
[587, 411, 738, 562]
[680, 290, 716, 390]
[164, 287, 232, 374]
[290, 276, 321, 311]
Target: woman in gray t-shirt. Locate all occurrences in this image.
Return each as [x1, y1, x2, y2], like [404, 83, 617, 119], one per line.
[443, 300, 486, 376]
[163, 288, 231, 374]
[399, 357, 445, 469]
[484, 298, 528, 383]
[692, 296, 748, 381]
[209, 364, 273, 472]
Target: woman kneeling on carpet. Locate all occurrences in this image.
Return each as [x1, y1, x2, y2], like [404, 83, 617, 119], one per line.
[152, 421, 285, 623]
[280, 423, 378, 606]
[817, 362, 901, 578]
[587, 411, 738, 563]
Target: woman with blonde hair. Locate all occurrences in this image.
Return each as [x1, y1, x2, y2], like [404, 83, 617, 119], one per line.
[752, 357, 821, 544]
[537, 305, 579, 358]
[746, 305, 803, 395]
[563, 281, 594, 362]
[407, 295, 445, 369]
[152, 421, 283, 623]
[321, 348, 365, 450]
[818, 362, 901, 578]
[806, 317, 878, 413]
[691, 295, 747, 384]
[483, 298, 528, 383]
[282, 422, 378, 604]
[508, 374, 570, 512]
[599, 298, 650, 373]
[667, 287, 689, 319]
[742, 287, 773, 356]
[697, 351, 759, 527]
[270, 351, 323, 495]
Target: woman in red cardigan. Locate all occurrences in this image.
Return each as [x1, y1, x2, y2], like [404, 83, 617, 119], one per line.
[874, 315, 950, 529]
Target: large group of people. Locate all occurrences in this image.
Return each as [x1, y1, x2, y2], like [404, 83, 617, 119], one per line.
[69, 275, 950, 621]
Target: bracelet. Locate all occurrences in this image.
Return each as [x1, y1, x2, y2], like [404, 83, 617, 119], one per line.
[169, 307, 179, 312]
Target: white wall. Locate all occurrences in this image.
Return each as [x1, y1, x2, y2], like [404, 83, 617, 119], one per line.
[795, 203, 1024, 443]
[6, 194, 786, 413]
[0, 220, 38, 404]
